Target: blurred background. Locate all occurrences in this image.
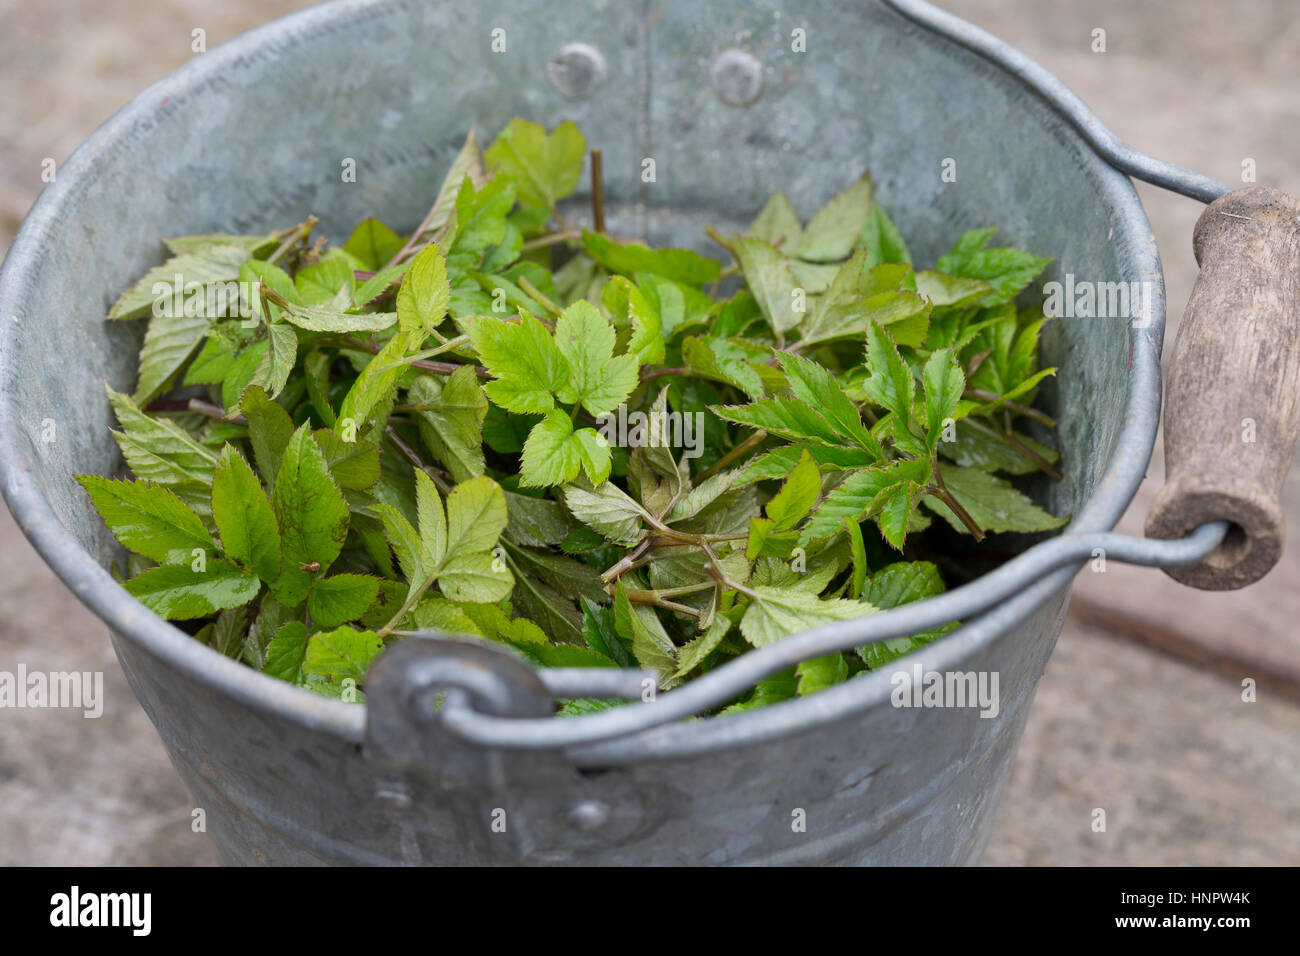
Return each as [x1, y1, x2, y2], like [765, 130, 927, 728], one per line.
[1, 0, 1297, 865]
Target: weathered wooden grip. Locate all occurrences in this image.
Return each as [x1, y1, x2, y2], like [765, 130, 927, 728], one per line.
[1146, 186, 1300, 589]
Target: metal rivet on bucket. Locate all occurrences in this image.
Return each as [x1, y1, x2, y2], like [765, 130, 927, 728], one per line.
[374, 782, 413, 810]
[710, 49, 763, 106]
[566, 800, 611, 831]
[546, 42, 606, 100]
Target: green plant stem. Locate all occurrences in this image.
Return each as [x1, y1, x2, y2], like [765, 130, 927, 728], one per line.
[694, 429, 768, 484]
[961, 416, 1063, 481]
[929, 460, 984, 541]
[590, 148, 606, 234]
[965, 388, 1055, 428]
[520, 230, 580, 252]
[623, 588, 704, 617]
[340, 335, 490, 380]
[701, 541, 760, 600]
[516, 276, 564, 317]
[266, 215, 318, 265]
[639, 365, 688, 385]
[397, 334, 471, 366]
[384, 425, 453, 495]
[600, 538, 652, 584]
[377, 575, 433, 639]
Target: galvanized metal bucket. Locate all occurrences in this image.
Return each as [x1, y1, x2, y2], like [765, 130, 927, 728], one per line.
[1, 0, 1292, 864]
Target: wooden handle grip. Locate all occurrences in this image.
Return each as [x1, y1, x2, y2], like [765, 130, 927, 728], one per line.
[1146, 186, 1300, 589]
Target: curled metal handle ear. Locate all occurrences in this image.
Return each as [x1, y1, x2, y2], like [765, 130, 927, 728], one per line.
[363, 635, 555, 769]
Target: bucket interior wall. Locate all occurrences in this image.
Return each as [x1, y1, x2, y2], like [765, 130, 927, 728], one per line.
[0, 0, 1159, 863]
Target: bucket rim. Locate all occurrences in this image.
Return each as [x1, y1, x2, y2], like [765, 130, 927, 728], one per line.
[0, 0, 1165, 758]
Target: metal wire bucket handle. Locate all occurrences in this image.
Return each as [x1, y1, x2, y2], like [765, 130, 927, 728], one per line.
[369, 0, 1300, 753]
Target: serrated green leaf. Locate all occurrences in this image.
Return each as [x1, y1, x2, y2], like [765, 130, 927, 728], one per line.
[947, 246, 1050, 306]
[681, 336, 766, 400]
[863, 320, 914, 422]
[278, 302, 396, 334]
[876, 481, 920, 551]
[561, 480, 647, 546]
[211, 445, 281, 582]
[239, 385, 295, 489]
[520, 410, 582, 487]
[615, 580, 678, 683]
[295, 257, 355, 307]
[711, 397, 844, 447]
[249, 321, 297, 400]
[602, 276, 665, 365]
[801, 458, 931, 543]
[739, 587, 874, 648]
[736, 444, 875, 485]
[164, 232, 278, 258]
[504, 491, 574, 548]
[924, 465, 1068, 535]
[860, 289, 931, 348]
[938, 420, 1058, 475]
[796, 652, 849, 695]
[183, 332, 238, 386]
[936, 227, 999, 274]
[922, 347, 965, 451]
[353, 262, 410, 308]
[409, 367, 486, 482]
[308, 574, 381, 627]
[221, 341, 267, 411]
[343, 217, 405, 271]
[437, 551, 513, 603]
[374, 503, 423, 587]
[858, 205, 911, 267]
[732, 235, 802, 334]
[262, 621, 309, 682]
[312, 430, 380, 491]
[553, 299, 638, 416]
[673, 616, 730, 679]
[779, 352, 881, 457]
[857, 561, 953, 669]
[271, 425, 350, 605]
[572, 428, 612, 485]
[108, 244, 251, 320]
[764, 449, 820, 531]
[414, 469, 448, 571]
[336, 328, 421, 435]
[447, 175, 516, 267]
[107, 387, 218, 514]
[444, 475, 509, 558]
[124, 559, 260, 620]
[748, 192, 803, 248]
[302, 626, 382, 682]
[471, 312, 571, 414]
[485, 118, 585, 217]
[581, 597, 635, 667]
[582, 231, 722, 286]
[133, 308, 211, 404]
[793, 174, 873, 262]
[845, 517, 867, 599]
[76, 475, 213, 565]
[425, 129, 487, 240]
[914, 270, 990, 308]
[396, 245, 451, 335]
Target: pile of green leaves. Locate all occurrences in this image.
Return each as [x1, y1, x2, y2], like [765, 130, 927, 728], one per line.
[80, 118, 1066, 711]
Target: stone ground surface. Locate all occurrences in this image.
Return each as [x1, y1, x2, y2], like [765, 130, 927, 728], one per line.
[1, 0, 1298, 865]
